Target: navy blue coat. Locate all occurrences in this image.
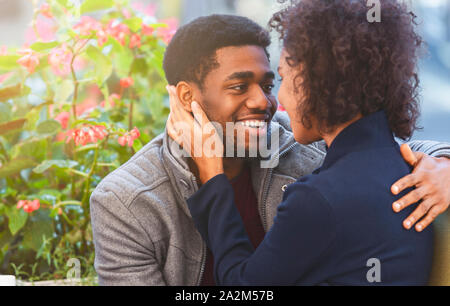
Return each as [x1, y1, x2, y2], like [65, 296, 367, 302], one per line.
[187, 111, 434, 286]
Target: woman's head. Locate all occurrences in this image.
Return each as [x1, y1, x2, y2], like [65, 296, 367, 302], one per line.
[271, 0, 423, 144]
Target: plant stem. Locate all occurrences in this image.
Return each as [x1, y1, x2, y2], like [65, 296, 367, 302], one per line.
[70, 57, 79, 121]
[128, 99, 134, 130]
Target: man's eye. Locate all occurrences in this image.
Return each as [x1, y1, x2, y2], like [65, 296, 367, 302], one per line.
[263, 84, 275, 93]
[230, 84, 247, 92]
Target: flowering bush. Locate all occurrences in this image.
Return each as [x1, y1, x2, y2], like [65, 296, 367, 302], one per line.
[0, 0, 175, 282]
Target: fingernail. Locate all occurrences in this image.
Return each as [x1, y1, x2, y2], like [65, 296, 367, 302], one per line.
[416, 224, 423, 232]
[393, 202, 401, 212]
[404, 220, 411, 228]
[392, 185, 399, 194]
[191, 101, 198, 109]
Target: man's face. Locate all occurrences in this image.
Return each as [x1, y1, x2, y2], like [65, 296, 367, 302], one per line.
[194, 45, 278, 154]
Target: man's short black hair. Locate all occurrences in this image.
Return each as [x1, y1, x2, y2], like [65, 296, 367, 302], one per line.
[163, 14, 271, 89]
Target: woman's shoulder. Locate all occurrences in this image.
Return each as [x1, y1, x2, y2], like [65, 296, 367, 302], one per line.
[282, 179, 335, 216]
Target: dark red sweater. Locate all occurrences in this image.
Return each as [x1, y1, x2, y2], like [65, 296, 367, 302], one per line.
[200, 166, 265, 286]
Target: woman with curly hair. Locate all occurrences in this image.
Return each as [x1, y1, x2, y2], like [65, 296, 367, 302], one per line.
[168, 0, 434, 285]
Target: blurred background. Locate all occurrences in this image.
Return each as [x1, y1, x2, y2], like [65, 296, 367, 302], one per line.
[1, 0, 449, 142]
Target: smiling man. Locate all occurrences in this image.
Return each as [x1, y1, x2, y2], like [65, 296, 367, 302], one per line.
[90, 14, 450, 286]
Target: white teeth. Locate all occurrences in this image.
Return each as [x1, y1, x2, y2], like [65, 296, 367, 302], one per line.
[242, 121, 265, 128]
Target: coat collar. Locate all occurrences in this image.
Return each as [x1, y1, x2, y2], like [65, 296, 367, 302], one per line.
[320, 110, 398, 172]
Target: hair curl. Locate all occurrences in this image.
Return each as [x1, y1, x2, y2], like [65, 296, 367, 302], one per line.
[270, 0, 423, 139]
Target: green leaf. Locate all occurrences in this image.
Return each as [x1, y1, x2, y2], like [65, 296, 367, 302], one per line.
[85, 45, 113, 85]
[124, 17, 143, 32]
[0, 187, 17, 198]
[0, 103, 11, 123]
[80, 0, 113, 14]
[12, 138, 48, 161]
[56, 0, 71, 8]
[113, 47, 134, 78]
[23, 211, 53, 251]
[54, 80, 74, 103]
[36, 119, 61, 135]
[132, 138, 143, 152]
[33, 159, 78, 174]
[6, 206, 28, 236]
[30, 41, 59, 52]
[0, 55, 21, 71]
[0, 158, 37, 178]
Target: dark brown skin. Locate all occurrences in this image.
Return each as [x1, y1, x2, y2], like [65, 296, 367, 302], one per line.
[171, 45, 277, 181]
[168, 46, 450, 231]
[392, 144, 450, 231]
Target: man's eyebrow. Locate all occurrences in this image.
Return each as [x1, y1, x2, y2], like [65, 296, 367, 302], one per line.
[225, 71, 254, 82]
[225, 71, 276, 82]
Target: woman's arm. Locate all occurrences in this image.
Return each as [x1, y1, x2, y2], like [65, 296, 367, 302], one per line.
[187, 175, 336, 285]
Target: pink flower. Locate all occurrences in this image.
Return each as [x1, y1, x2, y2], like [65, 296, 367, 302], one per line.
[118, 136, 128, 147]
[129, 34, 141, 49]
[141, 24, 154, 36]
[100, 94, 121, 108]
[132, 2, 157, 16]
[74, 16, 102, 36]
[130, 127, 141, 139]
[17, 200, 27, 210]
[40, 2, 53, 19]
[48, 43, 73, 76]
[118, 127, 141, 147]
[106, 21, 130, 46]
[66, 125, 108, 146]
[25, 16, 56, 43]
[17, 199, 40, 213]
[0, 46, 7, 56]
[120, 77, 134, 88]
[55, 111, 70, 129]
[97, 29, 108, 47]
[17, 49, 40, 74]
[122, 9, 132, 19]
[158, 18, 178, 45]
[277, 105, 286, 112]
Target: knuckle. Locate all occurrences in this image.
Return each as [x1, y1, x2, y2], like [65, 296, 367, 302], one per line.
[420, 202, 431, 214]
[429, 210, 439, 219]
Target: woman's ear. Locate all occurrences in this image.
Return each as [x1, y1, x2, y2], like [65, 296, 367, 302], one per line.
[176, 82, 196, 112]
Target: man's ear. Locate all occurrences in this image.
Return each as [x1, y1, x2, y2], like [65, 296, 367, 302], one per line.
[176, 82, 197, 112]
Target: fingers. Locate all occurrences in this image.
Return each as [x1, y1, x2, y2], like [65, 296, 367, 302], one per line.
[400, 144, 418, 167]
[191, 101, 210, 125]
[414, 206, 443, 232]
[401, 198, 435, 230]
[393, 186, 428, 212]
[391, 173, 420, 196]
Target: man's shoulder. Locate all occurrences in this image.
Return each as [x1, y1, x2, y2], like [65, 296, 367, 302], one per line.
[92, 134, 173, 208]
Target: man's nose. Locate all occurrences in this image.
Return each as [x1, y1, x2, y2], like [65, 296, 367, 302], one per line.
[246, 86, 270, 112]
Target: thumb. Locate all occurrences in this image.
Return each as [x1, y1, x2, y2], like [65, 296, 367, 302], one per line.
[400, 144, 418, 167]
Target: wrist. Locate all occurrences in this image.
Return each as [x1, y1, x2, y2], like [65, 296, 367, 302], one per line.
[199, 164, 224, 184]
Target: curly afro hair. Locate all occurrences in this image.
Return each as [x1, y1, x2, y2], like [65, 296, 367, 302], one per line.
[270, 0, 423, 140]
[163, 14, 271, 89]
